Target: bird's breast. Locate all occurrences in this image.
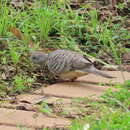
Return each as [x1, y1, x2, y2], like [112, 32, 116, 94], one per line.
[57, 70, 88, 80]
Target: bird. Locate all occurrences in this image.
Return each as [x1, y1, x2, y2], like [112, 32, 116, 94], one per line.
[30, 49, 114, 81]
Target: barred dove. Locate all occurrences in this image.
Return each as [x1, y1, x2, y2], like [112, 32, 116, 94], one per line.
[30, 49, 114, 81]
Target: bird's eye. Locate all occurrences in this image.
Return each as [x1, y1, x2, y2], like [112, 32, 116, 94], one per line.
[33, 57, 37, 60]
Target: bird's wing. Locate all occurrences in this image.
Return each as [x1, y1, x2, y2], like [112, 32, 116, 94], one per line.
[47, 49, 93, 74]
[71, 54, 93, 70]
[47, 50, 69, 74]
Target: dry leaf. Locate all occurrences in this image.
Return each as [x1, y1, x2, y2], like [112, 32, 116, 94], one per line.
[10, 26, 23, 40]
[120, 65, 130, 72]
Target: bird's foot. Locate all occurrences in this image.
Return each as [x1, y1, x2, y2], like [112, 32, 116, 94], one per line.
[54, 78, 77, 83]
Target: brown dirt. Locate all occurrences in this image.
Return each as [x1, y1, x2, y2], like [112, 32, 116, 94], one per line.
[0, 71, 129, 129]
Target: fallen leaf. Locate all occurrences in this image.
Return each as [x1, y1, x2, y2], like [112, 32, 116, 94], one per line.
[10, 26, 23, 40]
[122, 52, 130, 61]
[120, 65, 130, 72]
[1, 73, 7, 80]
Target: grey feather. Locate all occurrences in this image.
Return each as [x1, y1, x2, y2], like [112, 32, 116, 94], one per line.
[30, 49, 114, 79]
[80, 66, 114, 78]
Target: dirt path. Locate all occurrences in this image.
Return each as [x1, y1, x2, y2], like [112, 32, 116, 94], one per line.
[0, 71, 129, 129]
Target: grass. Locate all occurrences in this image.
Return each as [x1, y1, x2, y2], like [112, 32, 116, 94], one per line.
[0, 0, 130, 129]
[39, 87, 130, 129]
[38, 83, 130, 129]
[69, 86, 130, 130]
[69, 110, 130, 130]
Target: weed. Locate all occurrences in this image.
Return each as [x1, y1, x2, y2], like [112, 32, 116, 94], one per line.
[0, 1, 10, 37]
[101, 88, 130, 112]
[124, 80, 130, 88]
[89, 9, 99, 31]
[11, 75, 34, 94]
[0, 84, 7, 97]
[99, 23, 121, 64]
[70, 104, 130, 130]
[117, 2, 127, 10]
[33, 4, 57, 41]
[70, 120, 84, 130]
[9, 44, 21, 64]
[40, 101, 53, 114]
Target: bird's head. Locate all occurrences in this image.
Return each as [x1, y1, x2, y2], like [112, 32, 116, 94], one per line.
[30, 51, 48, 65]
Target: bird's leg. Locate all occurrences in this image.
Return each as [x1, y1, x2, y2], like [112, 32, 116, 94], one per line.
[56, 77, 78, 82]
[55, 78, 66, 82]
[54, 77, 77, 83]
[70, 77, 78, 82]
[53, 75, 66, 83]
[53, 73, 78, 83]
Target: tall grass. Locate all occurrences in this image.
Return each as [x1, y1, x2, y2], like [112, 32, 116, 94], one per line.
[88, 9, 121, 64]
[0, 1, 10, 37]
[33, 3, 58, 41]
[0, 1, 124, 66]
[99, 23, 121, 64]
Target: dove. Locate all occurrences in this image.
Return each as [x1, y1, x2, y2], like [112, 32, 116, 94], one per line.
[30, 49, 114, 81]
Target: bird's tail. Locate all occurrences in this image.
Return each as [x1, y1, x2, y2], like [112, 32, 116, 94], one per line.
[81, 66, 115, 78]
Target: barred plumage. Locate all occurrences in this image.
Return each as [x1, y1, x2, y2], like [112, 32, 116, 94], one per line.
[31, 49, 114, 80]
[47, 50, 92, 74]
